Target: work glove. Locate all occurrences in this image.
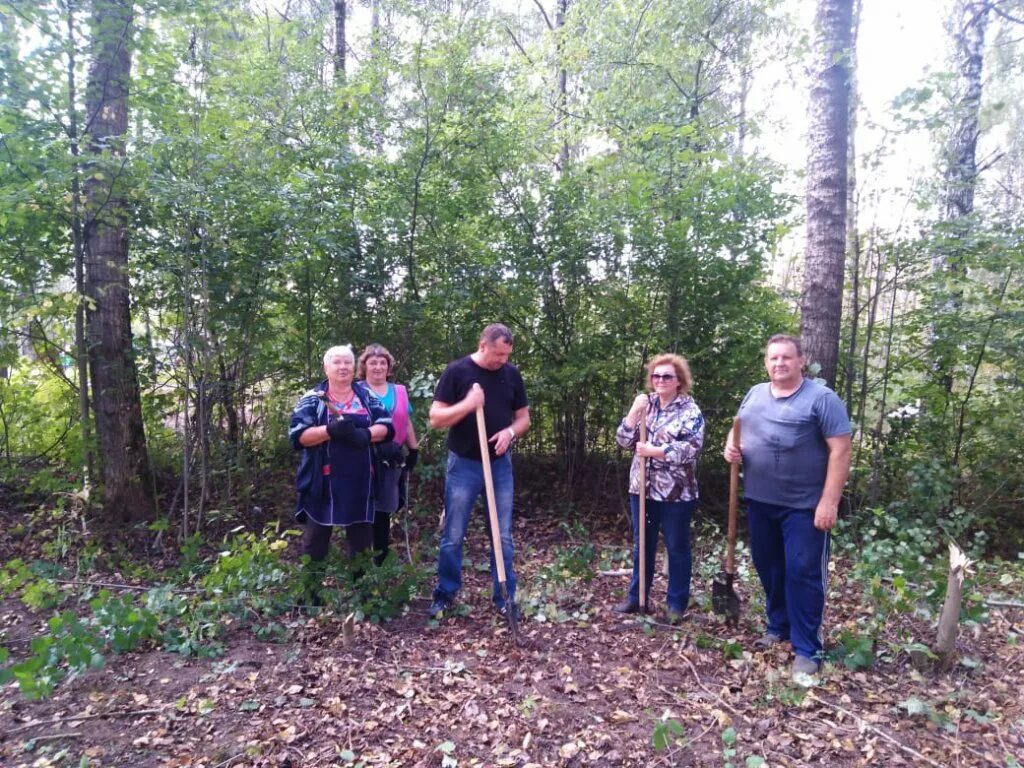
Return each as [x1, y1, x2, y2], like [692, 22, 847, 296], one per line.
[344, 427, 371, 448]
[375, 440, 403, 466]
[326, 418, 355, 441]
[405, 448, 419, 471]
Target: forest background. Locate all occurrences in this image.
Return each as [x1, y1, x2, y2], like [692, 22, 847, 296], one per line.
[1, 0, 1023, 765]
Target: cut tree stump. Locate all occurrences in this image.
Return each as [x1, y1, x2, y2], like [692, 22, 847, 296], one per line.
[932, 542, 973, 671]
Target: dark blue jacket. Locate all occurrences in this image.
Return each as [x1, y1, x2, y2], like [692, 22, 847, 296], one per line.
[289, 380, 393, 514]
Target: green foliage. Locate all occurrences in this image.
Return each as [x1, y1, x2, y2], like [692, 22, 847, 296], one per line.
[4, 611, 105, 699]
[519, 532, 598, 623]
[721, 725, 738, 767]
[339, 551, 425, 624]
[177, 534, 208, 578]
[0, 362, 82, 495]
[652, 716, 686, 751]
[847, 220, 1024, 556]
[830, 629, 876, 670]
[2, 0, 795, 521]
[0, 524, 425, 698]
[89, 591, 160, 653]
[200, 529, 299, 616]
[0, 558, 67, 611]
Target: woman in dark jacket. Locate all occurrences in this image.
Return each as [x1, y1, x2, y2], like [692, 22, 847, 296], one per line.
[289, 345, 394, 597]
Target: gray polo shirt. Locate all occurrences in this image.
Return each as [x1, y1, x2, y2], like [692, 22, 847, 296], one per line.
[737, 378, 851, 509]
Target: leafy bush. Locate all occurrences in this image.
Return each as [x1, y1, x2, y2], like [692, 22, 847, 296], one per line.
[829, 628, 875, 670]
[339, 550, 426, 623]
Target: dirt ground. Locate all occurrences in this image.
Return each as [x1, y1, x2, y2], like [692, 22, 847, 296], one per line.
[1, 472, 1023, 767]
[2, 541, 1022, 766]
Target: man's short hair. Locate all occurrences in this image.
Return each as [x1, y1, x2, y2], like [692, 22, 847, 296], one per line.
[766, 334, 802, 356]
[480, 323, 513, 346]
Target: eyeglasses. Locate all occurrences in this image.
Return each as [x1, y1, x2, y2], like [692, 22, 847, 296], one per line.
[650, 373, 676, 381]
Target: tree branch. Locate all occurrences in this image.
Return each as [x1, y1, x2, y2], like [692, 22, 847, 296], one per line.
[531, 0, 554, 31]
[503, 23, 534, 64]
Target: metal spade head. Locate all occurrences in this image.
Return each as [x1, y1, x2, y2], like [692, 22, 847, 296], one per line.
[712, 570, 741, 625]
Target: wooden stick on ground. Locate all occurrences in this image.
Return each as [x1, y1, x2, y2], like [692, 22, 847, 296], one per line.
[807, 692, 946, 768]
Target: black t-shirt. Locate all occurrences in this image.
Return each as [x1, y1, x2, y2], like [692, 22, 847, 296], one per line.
[433, 355, 528, 460]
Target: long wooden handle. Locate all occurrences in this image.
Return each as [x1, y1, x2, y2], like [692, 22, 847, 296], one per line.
[638, 415, 648, 610]
[726, 418, 740, 574]
[476, 404, 507, 584]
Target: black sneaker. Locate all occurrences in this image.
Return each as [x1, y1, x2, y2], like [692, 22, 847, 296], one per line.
[427, 597, 452, 622]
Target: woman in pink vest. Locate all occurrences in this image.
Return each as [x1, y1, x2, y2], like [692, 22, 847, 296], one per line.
[357, 343, 420, 564]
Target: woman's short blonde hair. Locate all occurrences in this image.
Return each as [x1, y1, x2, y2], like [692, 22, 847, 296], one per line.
[646, 353, 693, 395]
[357, 343, 396, 379]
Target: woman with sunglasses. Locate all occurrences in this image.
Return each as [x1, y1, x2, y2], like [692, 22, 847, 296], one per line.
[615, 353, 705, 623]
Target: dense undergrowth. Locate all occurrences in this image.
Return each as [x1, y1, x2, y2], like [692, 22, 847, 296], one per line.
[1, 451, 1022, 706]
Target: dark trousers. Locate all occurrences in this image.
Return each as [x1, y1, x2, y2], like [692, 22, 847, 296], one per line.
[372, 511, 391, 565]
[627, 495, 696, 612]
[747, 499, 830, 660]
[302, 520, 374, 561]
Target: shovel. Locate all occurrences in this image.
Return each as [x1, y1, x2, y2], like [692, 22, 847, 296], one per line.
[712, 418, 742, 625]
[638, 416, 649, 614]
[476, 404, 521, 644]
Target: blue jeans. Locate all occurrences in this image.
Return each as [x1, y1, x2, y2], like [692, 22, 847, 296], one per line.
[746, 499, 830, 660]
[433, 451, 516, 607]
[628, 495, 696, 612]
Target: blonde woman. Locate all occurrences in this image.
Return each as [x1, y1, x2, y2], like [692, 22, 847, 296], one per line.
[615, 353, 705, 623]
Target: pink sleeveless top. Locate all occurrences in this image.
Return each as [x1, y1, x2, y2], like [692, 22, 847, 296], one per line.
[391, 384, 411, 445]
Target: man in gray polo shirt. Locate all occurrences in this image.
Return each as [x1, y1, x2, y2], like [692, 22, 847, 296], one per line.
[724, 334, 851, 682]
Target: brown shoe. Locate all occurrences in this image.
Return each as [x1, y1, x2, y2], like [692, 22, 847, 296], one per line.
[613, 600, 645, 614]
[665, 608, 686, 625]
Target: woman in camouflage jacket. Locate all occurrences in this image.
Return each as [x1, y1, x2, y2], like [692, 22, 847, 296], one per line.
[614, 353, 705, 623]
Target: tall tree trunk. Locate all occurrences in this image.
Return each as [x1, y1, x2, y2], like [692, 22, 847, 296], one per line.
[555, 0, 570, 172]
[65, 1, 94, 487]
[84, 0, 153, 523]
[842, 0, 862, 408]
[800, 0, 855, 389]
[930, 0, 990, 392]
[334, 0, 346, 79]
[941, 0, 988, 225]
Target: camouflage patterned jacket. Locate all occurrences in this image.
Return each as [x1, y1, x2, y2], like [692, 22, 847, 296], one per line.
[616, 393, 705, 503]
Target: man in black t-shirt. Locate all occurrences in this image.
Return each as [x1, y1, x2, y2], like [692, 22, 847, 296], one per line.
[427, 324, 530, 621]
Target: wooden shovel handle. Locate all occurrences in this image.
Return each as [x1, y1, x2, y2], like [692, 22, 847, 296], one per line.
[726, 418, 740, 574]
[638, 414, 648, 610]
[476, 404, 508, 584]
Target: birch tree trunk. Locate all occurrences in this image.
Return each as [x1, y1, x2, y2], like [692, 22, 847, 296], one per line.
[555, 0, 570, 173]
[800, 0, 855, 389]
[930, 0, 990, 392]
[334, 0, 346, 79]
[940, 0, 989, 226]
[84, 0, 153, 523]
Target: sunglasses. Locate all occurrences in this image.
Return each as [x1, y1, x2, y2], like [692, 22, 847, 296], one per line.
[650, 373, 676, 381]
